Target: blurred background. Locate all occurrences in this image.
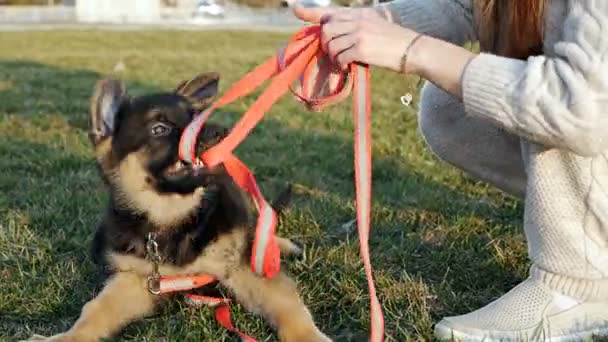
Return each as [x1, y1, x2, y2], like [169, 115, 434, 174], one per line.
[1, 1, 526, 341]
[0, 0, 387, 29]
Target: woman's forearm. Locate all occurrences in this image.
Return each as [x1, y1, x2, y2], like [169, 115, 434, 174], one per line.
[407, 34, 477, 99]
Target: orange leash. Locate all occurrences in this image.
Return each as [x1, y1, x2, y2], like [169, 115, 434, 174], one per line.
[153, 274, 255, 341]
[177, 24, 384, 341]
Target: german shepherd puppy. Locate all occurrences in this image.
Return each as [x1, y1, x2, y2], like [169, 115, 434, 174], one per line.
[24, 73, 331, 342]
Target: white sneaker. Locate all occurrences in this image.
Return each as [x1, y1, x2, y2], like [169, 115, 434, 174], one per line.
[434, 278, 608, 341]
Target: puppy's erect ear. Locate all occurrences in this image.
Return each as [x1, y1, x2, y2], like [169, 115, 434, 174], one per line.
[89, 78, 126, 145]
[175, 72, 220, 108]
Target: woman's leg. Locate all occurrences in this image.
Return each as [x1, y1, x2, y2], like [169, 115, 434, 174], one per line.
[419, 82, 608, 341]
[434, 142, 608, 341]
[417, 81, 527, 198]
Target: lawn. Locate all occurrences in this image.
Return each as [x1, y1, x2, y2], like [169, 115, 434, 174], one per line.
[0, 29, 527, 341]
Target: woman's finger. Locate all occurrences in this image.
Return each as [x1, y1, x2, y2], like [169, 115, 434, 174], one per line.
[335, 37, 367, 70]
[293, 6, 340, 23]
[293, 6, 365, 24]
[335, 48, 358, 70]
[326, 32, 357, 66]
[321, 8, 361, 22]
[321, 20, 358, 53]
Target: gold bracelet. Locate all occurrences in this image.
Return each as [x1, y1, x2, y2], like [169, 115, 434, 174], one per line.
[399, 33, 424, 74]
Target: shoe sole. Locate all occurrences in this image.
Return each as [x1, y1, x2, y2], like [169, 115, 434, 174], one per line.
[434, 323, 608, 342]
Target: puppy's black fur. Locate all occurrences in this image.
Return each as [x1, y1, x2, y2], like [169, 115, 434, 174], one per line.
[89, 73, 255, 269]
[23, 73, 330, 342]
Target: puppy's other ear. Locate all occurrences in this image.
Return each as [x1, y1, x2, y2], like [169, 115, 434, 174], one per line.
[89, 78, 126, 145]
[175, 72, 220, 108]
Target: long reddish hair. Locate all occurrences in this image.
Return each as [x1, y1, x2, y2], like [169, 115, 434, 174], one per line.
[475, 0, 546, 59]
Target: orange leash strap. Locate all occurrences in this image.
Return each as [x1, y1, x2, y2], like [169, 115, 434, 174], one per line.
[178, 24, 384, 341]
[158, 275, 257, 341]
[157, 274, 216, 294]
[185, 294, 257, 342]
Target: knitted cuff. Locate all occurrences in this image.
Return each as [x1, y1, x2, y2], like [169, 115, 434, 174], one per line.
[461, 53, 527, 130]
[531, 264, 608, 302]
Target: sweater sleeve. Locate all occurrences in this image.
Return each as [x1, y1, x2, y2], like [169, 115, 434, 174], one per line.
[461, 0, 608, 157]
[380, 0, 476, 46]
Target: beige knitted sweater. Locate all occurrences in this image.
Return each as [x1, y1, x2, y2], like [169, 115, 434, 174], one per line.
[384, 0, 608, 301]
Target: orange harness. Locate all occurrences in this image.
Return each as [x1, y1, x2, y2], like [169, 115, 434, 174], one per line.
[152, 25, 384, 341]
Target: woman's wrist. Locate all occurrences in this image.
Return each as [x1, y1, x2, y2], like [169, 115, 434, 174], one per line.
[402, 33, 476, 98]
[398, 33, 426, 74]
[383, 29, 427, 75]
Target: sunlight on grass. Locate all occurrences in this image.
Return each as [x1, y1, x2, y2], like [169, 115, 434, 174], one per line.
[0, 30, 525, 341]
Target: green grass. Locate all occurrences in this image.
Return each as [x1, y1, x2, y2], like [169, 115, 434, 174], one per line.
[0, 29, 527, 341]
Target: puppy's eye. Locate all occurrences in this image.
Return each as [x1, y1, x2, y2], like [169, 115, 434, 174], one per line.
[151, 123, 171, 136]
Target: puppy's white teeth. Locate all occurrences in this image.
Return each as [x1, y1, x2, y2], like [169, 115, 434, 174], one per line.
[165, 161, 186, 175]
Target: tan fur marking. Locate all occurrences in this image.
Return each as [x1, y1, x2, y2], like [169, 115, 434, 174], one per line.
[113, 152, 204, 227]
[107, 232, 329, 341]
[94, 138, 112, 162]
[23, 272, 158, 342]
[224, 266, 331, 342]
[276, 236, 302, 256]
[109, 232, 302, 278]
[93, 136, 203, 227]
[109, 228, 248, 279]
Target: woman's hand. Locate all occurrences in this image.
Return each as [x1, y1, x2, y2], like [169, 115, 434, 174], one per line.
[294, 5, 477, 98]
[294, 5, 477, 99]
[293, 6, 424, 73]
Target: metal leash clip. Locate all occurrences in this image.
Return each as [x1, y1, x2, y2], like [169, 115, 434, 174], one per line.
[145, 232, 162, 295]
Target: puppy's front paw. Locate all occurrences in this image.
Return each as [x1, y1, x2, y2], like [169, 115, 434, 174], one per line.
[279, 328, 333, 342]
[314, 331, 333, 342]
[20, 335, 43, 342]
[275, 236, 303, 257]
[20, 333, 73, 342]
